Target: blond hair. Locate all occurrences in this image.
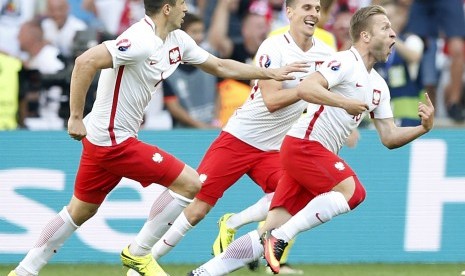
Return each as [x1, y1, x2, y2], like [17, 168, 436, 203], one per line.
[349, 5, 387, 43]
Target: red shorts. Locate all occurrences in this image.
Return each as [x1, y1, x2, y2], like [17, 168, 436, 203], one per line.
[196, 131, 282, 206]
[270, 136, 356, 215]
[74, 137, 185, 204]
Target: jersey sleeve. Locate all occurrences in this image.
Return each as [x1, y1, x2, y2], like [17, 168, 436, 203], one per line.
[103, 26, 155, 68]
[317, 54, 350, 90]
[178, 31, 210, 65]
[254, 37, 283, 69]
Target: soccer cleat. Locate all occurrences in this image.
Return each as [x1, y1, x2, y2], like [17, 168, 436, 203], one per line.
[262, 230, 288, 274]
[7, 271, 17, 276]
[212, 213, 236, 256]
[266, 263, 304, 275]
[120, 245, 169, 276]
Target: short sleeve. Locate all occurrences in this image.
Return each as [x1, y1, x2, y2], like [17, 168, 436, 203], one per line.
[317, 55, 350, 90]
[254, 37, 283, 69]
[103, 28, 155, 68]
[178, 31, 210, 65]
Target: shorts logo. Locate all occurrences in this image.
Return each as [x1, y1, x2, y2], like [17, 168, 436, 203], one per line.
[259, 54, 271, 68]
[169, 47, 181, 64]
[334, 161, 345, 171]
[199, 174, 207, 183]
[116, 39, 131, 51]
[152, 153, 163, 163]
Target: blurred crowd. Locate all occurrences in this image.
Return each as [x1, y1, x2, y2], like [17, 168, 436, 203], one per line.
[0, 0, 464, 131]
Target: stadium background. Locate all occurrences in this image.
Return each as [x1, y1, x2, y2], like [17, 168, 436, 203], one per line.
[1, 129, 465, 266]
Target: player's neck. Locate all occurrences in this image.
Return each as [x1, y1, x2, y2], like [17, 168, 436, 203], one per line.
[151, 16, 169, 41]
[352, 45, 376, 72]
[288, 29, 313, 52]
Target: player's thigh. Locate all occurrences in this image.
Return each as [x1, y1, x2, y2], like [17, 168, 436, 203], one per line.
[248, 151, 283, 193]
[196, 132, 262, 206]
[103, 138, 185, 188]
[270, 172, 314, 216]
[74, 142, 122, 205]
[281, 137, 356, 195]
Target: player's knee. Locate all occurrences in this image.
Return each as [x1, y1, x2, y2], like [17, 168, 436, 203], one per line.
[180, 167, 202, 198]
[348, 176, 366, 210]
[185, 201, 210, 225]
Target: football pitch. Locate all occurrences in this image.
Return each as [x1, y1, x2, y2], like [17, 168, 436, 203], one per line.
[1, 263, 464, 276]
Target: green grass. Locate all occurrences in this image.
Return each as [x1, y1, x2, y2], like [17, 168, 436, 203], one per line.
[1, 263, 464, 276]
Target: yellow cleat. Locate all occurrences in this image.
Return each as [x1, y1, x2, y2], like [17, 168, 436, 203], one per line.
[120, 245, 169, 276]
[212, 213, 236, 256]
[8, 271, 17, 276]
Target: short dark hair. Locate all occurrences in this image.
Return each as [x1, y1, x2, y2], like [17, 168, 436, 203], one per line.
[144, 0, 177, 16]
[181, 12, 203, 32]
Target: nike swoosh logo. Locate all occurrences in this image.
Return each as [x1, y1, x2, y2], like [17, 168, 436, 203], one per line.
[266, 239, 280, 269]
[356, 83, 363, 87]
[315, 212, 324, 223]
[163, 239, 174, 247]
[168, 222, 173, 226]
[150, 61, 157, 65]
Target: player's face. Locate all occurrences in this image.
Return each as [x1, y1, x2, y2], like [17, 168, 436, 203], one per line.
[287, 0, 321, 37]
[168, 0, 188, 31]
[368, 14, 396, 63]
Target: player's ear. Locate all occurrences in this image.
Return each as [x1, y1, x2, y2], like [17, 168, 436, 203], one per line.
[163, 3, 170, 15]
[361, 31, 370, 42]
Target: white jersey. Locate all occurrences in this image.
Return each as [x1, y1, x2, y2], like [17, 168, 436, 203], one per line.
[223, 32, 334, 151]
[287, 47, 393, 153]
[84, 15, 210, 146]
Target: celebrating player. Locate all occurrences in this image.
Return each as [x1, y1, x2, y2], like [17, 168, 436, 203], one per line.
[7, 1, 308, 276]
[188, 5, 435, 275]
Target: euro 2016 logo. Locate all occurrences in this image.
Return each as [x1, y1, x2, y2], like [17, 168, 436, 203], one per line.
[327, 60, 341, 71]
[116, 39, 131, 51]
[258, 54, 271, 68]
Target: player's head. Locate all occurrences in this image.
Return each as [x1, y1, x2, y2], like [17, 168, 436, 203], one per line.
[286, 0, 321, 38]
[144, 0, 188, 30]
[181, 12, 205, 45]
[350, 5, 396, 62]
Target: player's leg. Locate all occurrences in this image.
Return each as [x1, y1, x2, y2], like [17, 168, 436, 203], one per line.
[263, 138, 366, 273]
[151, 131, 255, 260]
[113, 139, 199, 275]
[212, 151, 282, 256]
[11, 139, 118, 276]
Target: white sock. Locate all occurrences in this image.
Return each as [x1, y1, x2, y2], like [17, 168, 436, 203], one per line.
[273, 191, 350, 242]
[226, 193, 273, 230]
[17, 207, 78, 276]
[129, 189, 192, 256]
[151, 211, 193, 259]
[197, 230, 263, 275]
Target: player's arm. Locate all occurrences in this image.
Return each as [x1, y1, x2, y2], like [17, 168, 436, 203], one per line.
[259, 79, 300, 112]
[68, 43, 113, 140]
[296, 72, 368, 116]
[372, 92, 434, 149]
[195, 54, 308, 82]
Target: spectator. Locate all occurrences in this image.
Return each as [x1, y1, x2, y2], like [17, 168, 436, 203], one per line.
[41, 0, 88, 59]
[208, 0, 271, 126]
[162, 13, 220, 129]
[332, 5, 352, 50]
[0, 52, 22, 130]
[406, 0, 465, 122]
[0, 0, 40, 57]
[81, 0, 145, 37]
[375, 0, 424, 126]
[17, 19, 65, 130]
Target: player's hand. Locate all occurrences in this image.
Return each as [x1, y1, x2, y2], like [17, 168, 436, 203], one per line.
[67, 117, 87, 141]
[269, 61, 309, 81]
[342, 99, 369, 116]
[418, 92, 434, 131]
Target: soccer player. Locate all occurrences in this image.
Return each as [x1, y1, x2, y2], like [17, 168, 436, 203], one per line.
[146, 0, 333, 269]
[7, 1, 307, 276]
[188, 5, 435, 275]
